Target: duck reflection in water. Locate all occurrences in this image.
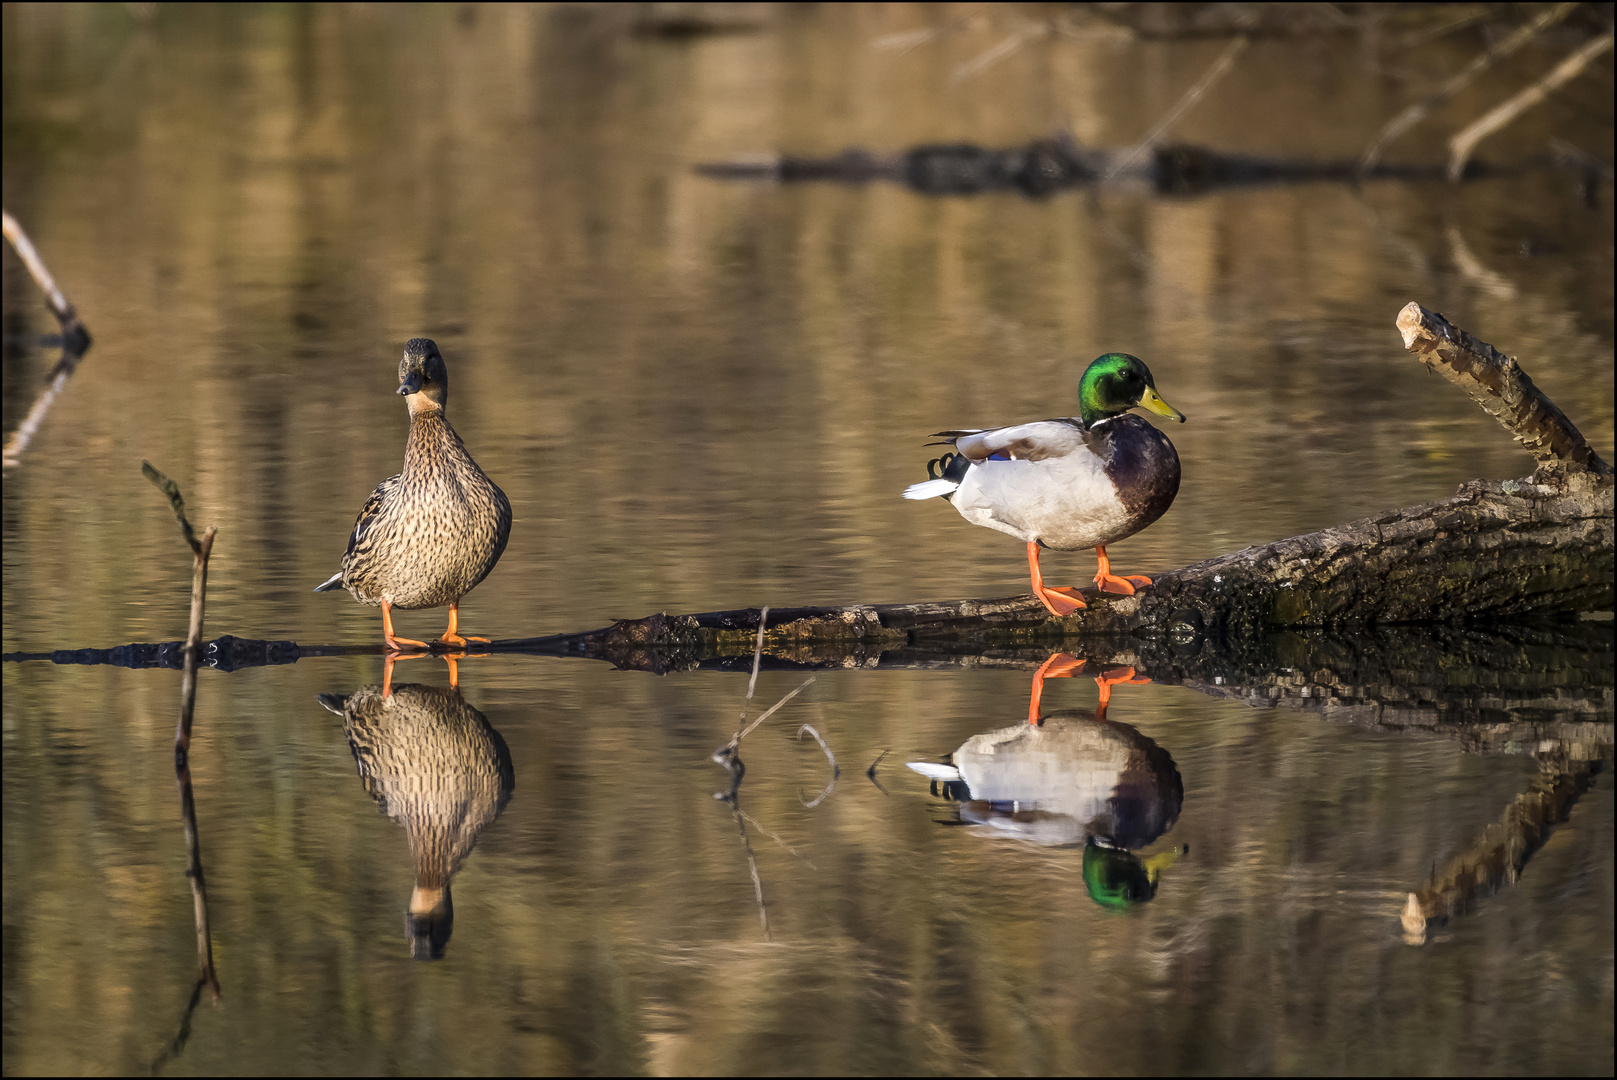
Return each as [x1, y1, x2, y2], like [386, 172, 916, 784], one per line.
[908, 653, 1185, 908]
[318, 663, 514, 960]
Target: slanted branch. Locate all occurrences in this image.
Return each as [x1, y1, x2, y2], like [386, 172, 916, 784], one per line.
[3, 210, 93, 470]
[1397, 303, 1610, 479]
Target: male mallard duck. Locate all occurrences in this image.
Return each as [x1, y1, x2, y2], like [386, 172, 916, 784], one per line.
[315, 338, 512, 651]
[902, 352, 1184, 616]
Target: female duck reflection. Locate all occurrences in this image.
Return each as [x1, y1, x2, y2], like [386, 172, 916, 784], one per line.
[908, 654, 1185, 909]
[318, 665, 514, 960]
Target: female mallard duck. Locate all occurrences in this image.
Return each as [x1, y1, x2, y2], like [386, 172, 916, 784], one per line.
[315, 338, 512, 651]
[902, 352, 1184, 616]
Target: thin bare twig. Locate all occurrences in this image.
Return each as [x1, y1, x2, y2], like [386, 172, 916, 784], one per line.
[1396, 9, 1490, 50]
[725, 797, 770, 941]
[1448, 32, 1615, 182]
[737, 806, 816, 868]
[872, 12, 988, 59]
[739, 606, 767, 729]
[1103, 32, 1251, 181]
[866, 748, 891, 796]
[1446, 225, 1518, 301]
[143, 461, 203, 556]
[796, 724, 839, 808]
[2, 210, 93, 470]
[871, 26, 938, 54]
[739, 677, 816, 741]
[950, 23, 1045, 84]
[1357, 2, 1579, 179]
[142, 463, 221, 1032]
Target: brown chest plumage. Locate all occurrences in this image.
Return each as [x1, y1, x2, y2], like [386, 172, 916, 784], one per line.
[340, 411, 512, 610]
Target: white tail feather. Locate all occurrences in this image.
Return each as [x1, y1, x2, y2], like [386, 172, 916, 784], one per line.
[906, 761, 961, 781]
[902, 478, 958, 500]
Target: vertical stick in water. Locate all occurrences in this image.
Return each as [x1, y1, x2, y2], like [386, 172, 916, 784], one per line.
[143, 462, 222, 1008]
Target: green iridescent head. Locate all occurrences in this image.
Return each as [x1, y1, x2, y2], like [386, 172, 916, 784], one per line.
[1078, 353, 1185, 426]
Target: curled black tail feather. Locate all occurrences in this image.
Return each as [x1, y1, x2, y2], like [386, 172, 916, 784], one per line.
[927, 452, 970, 502]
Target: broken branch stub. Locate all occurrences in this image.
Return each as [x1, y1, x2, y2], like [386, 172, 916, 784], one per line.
[1397, 302, 1611, 478]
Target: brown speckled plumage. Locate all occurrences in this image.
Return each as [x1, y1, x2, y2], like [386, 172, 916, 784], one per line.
[318, 338, 511, 614]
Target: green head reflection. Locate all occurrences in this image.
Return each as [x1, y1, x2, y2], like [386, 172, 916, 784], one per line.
[1082, 842, 1187, 910]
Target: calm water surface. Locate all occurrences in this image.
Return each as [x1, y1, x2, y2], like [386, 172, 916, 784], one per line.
[4, 5, 1613, 1075]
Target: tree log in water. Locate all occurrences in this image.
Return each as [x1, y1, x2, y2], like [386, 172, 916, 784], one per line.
[508, 304, 1612, 652]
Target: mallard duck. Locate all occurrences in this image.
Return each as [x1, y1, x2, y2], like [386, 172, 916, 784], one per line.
[902, 352, 1184, 616]
[315, 338, 512, 651]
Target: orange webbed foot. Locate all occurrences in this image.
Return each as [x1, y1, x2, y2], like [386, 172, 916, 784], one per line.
[1034, 585, 1088, 616]
[381, 600, 430, 653]
[435, 633, 491, 650]
[1091, 545, 1153, 596]
[1094, 571, 1153, 596]
[1027, 540, 1089, 616]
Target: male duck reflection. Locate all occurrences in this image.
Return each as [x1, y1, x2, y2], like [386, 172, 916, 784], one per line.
[316, 338, 512, 651]
[903, 353, 1184, 615]
[908, 655, 1185, 907]
[319, 681, 515, 960]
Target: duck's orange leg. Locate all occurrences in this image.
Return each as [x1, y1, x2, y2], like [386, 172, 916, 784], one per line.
[1092, 545, 1155, 596]
[1028, 652, 1086, 724]
[437, 602, 491, 649]
[1092, 666, 1151, 720]
[1027, 541, 1087, 616]
[382, 600, 430, 652]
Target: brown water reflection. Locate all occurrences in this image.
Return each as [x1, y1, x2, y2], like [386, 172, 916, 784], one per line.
[3, 3, 1613, 1076]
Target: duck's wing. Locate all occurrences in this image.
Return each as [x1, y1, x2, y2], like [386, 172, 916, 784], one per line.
[346, 473, 402, 557]
[314, 474, 404, 592]
[941, 419, 1087, 463]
